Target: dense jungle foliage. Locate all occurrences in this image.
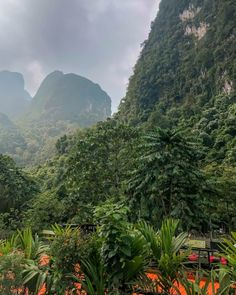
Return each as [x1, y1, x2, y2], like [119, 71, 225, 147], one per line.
[0, 120, 235, 236]
[1, 212, 236, 294]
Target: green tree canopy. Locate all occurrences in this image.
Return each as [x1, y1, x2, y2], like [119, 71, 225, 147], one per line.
[0, 155, 37, 213]
[127, 128, 206, 230]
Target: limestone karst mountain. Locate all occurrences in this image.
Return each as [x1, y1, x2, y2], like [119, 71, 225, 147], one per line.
[24, 71, 111, 127]
[117, 0, 236, 163]
[0, 70, 112, 165]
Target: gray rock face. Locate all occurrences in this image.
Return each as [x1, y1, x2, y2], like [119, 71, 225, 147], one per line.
[0, 71, 31, 118]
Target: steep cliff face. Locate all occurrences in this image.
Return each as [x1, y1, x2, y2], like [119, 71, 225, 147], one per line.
[0, 71, 31, 118]
[117, 0, 236, 163]
[15, 71, 112, 166]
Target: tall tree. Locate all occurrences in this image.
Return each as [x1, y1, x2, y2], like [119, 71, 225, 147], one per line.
[127, 128, 206, 230]
[0, 155, 37, 213]
[62, 120, 140, 219]
[203, 164, 236, 232]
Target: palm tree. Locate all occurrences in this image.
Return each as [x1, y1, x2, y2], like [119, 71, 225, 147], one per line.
[138, 218, 188, 294]
[127, 128, 205, 229]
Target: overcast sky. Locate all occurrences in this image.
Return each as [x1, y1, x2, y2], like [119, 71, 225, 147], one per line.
[0, 0, 159, 112]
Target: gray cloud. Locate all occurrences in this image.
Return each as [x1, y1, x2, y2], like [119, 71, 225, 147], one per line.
[0, 0, 160, 112]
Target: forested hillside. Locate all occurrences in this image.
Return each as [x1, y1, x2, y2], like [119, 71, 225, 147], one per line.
[117, 0, 236, 164]
[0, 113, 26, 161]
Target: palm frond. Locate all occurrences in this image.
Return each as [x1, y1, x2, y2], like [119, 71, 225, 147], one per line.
[137, 221, 161, 260]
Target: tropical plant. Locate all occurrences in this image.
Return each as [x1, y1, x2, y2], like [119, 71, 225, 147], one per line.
[0, 250, 26, 294]
[16, 228, 49, 260]
[72, 250, 106, 295]
[127, 128, 206, 230]
[0, 232, 18, 255]
[220, 231, 236, 282]
[95, 202, 149, 294]
[138, 218, 188, 294]
[0, 228, 49, 294]
[175, 269, 232, 295]
[22, 224, 82, 294]
[23, 258, 64, 295]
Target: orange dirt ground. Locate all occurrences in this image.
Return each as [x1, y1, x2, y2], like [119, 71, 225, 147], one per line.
[37, 272, 220, 295]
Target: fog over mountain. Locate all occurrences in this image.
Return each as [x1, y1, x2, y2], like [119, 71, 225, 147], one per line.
[0, 71, 31, 118]
[0, 0, 159, 112]
[0, 69, 112, 166]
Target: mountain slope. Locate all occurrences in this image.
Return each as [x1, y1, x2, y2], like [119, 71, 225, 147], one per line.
[0, 71, 31, 118]
[25, 71, 111, 127]
[117, 0, 236, 163]
[0, 113, 26, 157]
[15, 71, 112, 166]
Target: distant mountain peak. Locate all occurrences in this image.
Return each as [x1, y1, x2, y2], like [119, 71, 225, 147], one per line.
[28, 70, 111, 125]
[0, 70, 31, 118]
